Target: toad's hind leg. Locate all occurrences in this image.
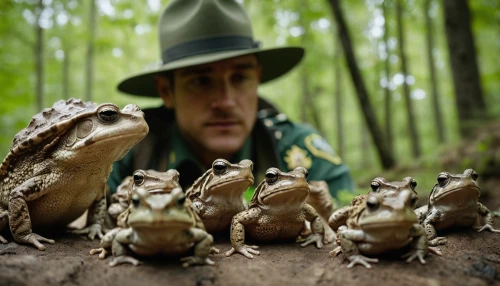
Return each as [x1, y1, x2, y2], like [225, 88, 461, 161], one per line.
[474, 203, 500, 233]
[9, 177, 55, 250]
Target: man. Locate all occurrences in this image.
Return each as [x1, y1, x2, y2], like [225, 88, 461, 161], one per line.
[108, 0, 354, 199]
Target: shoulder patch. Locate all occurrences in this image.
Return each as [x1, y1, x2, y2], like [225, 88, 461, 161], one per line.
[284, 145, 312, 170]
[304, 134, 342, 165]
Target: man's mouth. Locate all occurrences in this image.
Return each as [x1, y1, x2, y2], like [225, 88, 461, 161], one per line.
[205, 120, 239, 128]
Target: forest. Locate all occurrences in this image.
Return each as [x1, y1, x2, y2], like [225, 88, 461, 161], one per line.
[0, 0, 499, 203]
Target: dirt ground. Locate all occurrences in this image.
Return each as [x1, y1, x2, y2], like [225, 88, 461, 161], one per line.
[1, 186, 499, 286]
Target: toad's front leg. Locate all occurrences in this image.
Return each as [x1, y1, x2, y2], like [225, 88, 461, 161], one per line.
[72, 192, 106, 240]
[108, 228, 140, 267]
[423, 210, 447, 246]
[180, 228, 214, 268]
[475, 202, 500, 233]
[225, 208, 261, 259]
[338, 227, 378, 269]
[296, 203, 324, 248]
[403, 224, 441, 264]
[9, 177, 55, 250]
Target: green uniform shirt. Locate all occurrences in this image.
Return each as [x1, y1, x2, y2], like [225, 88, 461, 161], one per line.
[108, 102, 354, 198]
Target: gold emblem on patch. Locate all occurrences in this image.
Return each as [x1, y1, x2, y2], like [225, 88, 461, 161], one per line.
[284, 145, 312, 170]
[304, 134, 342, 165]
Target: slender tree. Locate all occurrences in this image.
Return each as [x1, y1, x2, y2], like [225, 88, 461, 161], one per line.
[34, 1, 45, 111]
[334, 40, 344, 159]
[425, 0, 446, 143]
[327, 0, 395, 169]
[85, 0, 97, 101]
[396, 0, 421, 158]
[382, 0, 394, 153]
[442, 0, 486, 136]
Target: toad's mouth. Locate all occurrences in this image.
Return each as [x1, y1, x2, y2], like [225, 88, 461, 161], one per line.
[261, 187, 309, 203]
[129, 220, 192, 229]
[208, 177, 255, 192]
[433, 186, 481, 200]
[360, 220, 416, 230]
[84, 130, 148, 146]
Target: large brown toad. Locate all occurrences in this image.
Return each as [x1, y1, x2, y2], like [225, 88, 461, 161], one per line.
[91, 187, 214, 267]
[329, 177, 419, 231]
[185, 159, 254, 233]
[415, 169, 500, 246]
[225, 167, 324, 259]
[0, 99, 148, 250]
[333, 190, 438, 269]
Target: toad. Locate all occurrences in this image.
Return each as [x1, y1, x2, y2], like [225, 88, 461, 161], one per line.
[329, 177, 419, 231]
[333, 190, 438, 269]
[186, 159, 254, 233]
[110, 169, 181, 227]
[415, 169, 500, 246]
[0, 99, 148, 250]
[225, 167, 324, 259]
[90, 187, 214, 267]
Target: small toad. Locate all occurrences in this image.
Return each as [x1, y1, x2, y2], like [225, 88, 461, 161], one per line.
[329, 177, 418, 231]
[333, 190, 437, 269]
[0, 99, 148, 250]
[185, 159, 254, 233]
[225, 167, 324, 259]
[112, 169, 182, 228]
[90, 187, 214, 267]
[415, 169, 500, 246]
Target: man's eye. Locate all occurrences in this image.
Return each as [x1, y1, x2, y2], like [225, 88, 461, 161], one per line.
[192, 77, 211, 87]
[231, 73, 247, 83]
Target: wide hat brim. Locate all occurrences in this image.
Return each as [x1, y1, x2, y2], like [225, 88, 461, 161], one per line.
[117, 46, 304, 97]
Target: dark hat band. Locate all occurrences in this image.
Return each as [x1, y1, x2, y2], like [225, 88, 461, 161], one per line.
[162, 36, 261, 64]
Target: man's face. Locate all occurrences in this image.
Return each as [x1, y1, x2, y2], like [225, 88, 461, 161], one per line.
[157, 55, 261, 159]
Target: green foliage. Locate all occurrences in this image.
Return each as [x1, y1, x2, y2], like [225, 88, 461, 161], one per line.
[0, 0, 498, 193]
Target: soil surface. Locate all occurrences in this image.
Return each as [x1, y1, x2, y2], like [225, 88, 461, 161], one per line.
[1, 190, 499, 286]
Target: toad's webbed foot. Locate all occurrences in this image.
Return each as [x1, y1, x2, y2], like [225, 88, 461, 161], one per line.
[428, 237, 447, 246]
[225, 245, 260, 259]
[329, 246, 342, 256]
[71, 223, 104, 240]
[15, 233, 55, 251]
[296, 233, 323, 249]
[476, 224, 500, 233]
[180, 256, 215, 268]
[402, 249, 427, 264]
[0, 235, 7, 244]
[428, 246, 442, 256]
[90, 247, 109, 259]
[109, 255, 141, 267]
[346, 254, 379, 269]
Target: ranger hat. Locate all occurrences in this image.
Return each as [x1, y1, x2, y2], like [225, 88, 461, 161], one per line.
[117, 0, 304, 97]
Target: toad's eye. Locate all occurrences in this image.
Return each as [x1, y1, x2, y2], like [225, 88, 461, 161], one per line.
[471, 171, 479, 181]
[98, 109, 119, 123]
[265, 169, 279, 185]
[410, 180, 417, 189]
[133, 172, 145, 185]
[213, 160, 229, 175]
[131, 195, 140, 208]
[370, 182, 380, 192]
[437, 173, 449, 187]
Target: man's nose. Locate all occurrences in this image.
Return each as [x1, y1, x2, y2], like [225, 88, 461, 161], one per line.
[210, 78, 236, 109]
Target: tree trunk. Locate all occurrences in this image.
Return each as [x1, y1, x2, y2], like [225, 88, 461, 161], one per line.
[425, 0, 446, 143]
[396, 0, 421, 158]
[334, 40, 344, 159]
[442, 0, 486, 136]
[327, 0, 395, 169]
[63, 47, 70, 100]
[382, 0, 394, 153]
[85, 0, 97, 101]
[35, 1, 44, 111]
